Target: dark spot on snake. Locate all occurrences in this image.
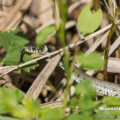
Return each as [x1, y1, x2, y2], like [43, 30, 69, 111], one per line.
[103, 86, 106, 89]
[80, 77, 85, 80]
[115, 94, 118, 96]
[99, 89, 102, 92]
[32, 46, 36, 50]
[77, 74, 80, 77]
[113, 89, 116, 92]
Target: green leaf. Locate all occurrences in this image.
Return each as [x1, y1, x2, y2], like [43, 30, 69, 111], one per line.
[75, 52, 104, 70]
[22, 54, 39, 73]
[0, 29, 29, 53]
[41, 107, 63, 120]
[74, 81, 100, 114]
[24, 98, 40, 116]
[67, 114, 94, 120]
[0, 88, 24, 103]
[0, 102, 11, 114]
[0, 59, 3, 65]
[75, 81, 96, 97]
[0, 30, 39, 74]
[0, 116, 19, 120]
[67, 114, 83, 120]
[3, 51, 39, 73]
[3, 51, 21, 66]
[40, 105, 51, 115]
[108, 14, 114, 22]
[115, 8, 119, 18]
[0, 88, 24, 113]
[0, 88, 29, 118]
[68, 98, 77, 111]
[78, 5, 103, 36]
[12, 104, 30, 119]
[78, 98, 99, 112]
[102, 96, 120, 106]
[36, 25, 56, 47]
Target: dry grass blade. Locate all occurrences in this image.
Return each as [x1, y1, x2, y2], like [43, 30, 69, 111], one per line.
[0, 66, 15, 73]
[0, 80, 16, 88]
[65, 21, 76, 30]
[41, 101, 63, 108]
[25, 52, 63, 100]
[45, 78, 67, 102]
[108, 36, 120, 56]
[0, 0, 33, 31]
[0, 0, 25, 30]
[0, 11, 7, 17]
[85, 30, 109, 55]
[107, 57, 120, 73]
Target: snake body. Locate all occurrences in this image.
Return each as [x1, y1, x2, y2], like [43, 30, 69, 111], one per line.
[73, 68, 120, 97]
[20, 45, 120, 97]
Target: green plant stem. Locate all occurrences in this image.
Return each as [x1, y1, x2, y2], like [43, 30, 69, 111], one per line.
[93, 0, 100, 11]
[104, 24, 116, 81]
[57, 0, 71, 117]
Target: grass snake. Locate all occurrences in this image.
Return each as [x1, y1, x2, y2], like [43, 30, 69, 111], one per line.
[19, 45, 120, 97]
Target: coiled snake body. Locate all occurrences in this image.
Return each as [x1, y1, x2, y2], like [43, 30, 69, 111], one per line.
[20, 45, 120, 97]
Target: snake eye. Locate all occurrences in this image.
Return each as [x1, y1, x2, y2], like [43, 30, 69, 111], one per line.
[32, 46, 36, 50]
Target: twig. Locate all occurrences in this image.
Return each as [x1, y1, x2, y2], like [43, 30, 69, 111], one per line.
[0, 23, 113, 78]
[104, 0, 113, 16]
[85, 30, 109, 55]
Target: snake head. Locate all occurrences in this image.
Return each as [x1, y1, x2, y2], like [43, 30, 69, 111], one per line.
[24, 45, 48, 55]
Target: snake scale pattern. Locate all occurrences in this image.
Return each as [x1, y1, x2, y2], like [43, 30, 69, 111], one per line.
[20, 45, 120, 97]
